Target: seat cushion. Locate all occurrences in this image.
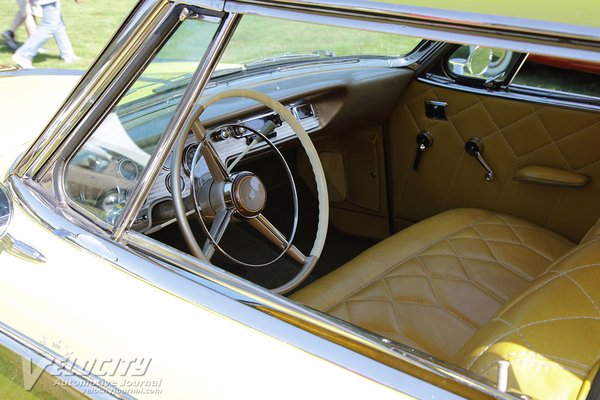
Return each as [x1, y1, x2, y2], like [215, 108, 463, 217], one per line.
[454, 238, 600, 399]
[292, 208, 575, 360]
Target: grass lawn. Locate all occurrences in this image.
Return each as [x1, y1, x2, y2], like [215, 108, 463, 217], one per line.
[0, 0, 137, 70]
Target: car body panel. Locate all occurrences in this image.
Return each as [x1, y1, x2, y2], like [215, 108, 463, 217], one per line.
[0, 72, 81, 175]
[0, 180, 419, 399]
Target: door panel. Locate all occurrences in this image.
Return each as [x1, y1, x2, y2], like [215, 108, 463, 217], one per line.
[389, 82, 600, 241]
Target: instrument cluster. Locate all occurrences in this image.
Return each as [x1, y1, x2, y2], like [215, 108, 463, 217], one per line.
[133, 101, 319, 232]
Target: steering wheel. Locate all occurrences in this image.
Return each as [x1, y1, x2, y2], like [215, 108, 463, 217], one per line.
[171, 89, 329, 294]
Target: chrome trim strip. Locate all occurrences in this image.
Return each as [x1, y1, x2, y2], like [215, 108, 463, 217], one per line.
[225, 0, 600, 63]
[1, 234, 47, 263]
[113, 12, 242, 240]
[9, 176, 512, 399]
[237, 0, 600, 44]
[418, 75, 600, 113]
[0, 320, 130, 400]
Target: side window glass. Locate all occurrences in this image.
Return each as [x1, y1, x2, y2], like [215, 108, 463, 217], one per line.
[64, 16, 220, 226]
[512, 56, 600, 98]
[447, 45, 521, 83]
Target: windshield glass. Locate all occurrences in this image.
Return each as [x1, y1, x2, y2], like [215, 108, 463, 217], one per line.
[214, 15, 423, 75]
[64, 16, 220, 226]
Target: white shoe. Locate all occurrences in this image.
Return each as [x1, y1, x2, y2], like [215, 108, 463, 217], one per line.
[62, 55, 81, 64]
[12, 53, 34, 69]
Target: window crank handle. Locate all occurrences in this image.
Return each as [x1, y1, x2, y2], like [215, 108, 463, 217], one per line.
[465, 138, 494, 181]
[412, 131, 433, 171]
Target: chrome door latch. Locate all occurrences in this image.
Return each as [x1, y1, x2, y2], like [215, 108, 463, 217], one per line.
[465, 137, 494, 181]
[412, 131, 434, 171]
[53, 229, 118, 263]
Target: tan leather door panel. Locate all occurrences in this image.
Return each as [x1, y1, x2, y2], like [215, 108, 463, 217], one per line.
[389, 81, 600, 241]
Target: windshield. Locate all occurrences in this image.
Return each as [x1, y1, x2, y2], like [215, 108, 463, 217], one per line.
[64, 16, 220, 226]
[214, 15, 423, 76]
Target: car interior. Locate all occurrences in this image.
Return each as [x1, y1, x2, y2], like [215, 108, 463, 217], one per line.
[57, 10, 600, 399]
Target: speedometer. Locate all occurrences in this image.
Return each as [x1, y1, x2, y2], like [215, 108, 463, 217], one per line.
[183, 144, 199, 176]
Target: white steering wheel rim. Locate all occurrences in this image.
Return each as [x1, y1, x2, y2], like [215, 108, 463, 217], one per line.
[171, 89, 329, 294]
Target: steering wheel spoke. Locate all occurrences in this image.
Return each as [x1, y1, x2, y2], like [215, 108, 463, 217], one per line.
[202, 208, 234, 260]
[192, 120, 230, 182]
[247, 214, 306, 264]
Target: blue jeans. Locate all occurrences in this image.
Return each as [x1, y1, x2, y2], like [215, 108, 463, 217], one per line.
[16, 1, 76, 60]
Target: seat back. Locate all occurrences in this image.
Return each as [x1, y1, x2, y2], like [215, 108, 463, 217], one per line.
[453, 234, 600, 399]
[580, 217, 600, 245]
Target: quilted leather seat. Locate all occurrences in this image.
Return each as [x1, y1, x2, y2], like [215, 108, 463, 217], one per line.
[291, 208, 600, 398]
[292, 208, 575, 360]
[455, 234, 600, 399]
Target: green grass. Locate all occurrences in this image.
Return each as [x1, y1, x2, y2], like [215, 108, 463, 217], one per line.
[220, 15, 422, 64]
[0, 0, 137, 69]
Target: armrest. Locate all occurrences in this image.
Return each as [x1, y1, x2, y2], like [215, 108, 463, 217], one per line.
[513, 165, 590, 188]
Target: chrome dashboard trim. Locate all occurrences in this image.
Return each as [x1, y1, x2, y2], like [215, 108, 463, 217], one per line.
[9, 175, 512, 400]
[138, 103, 319, 232]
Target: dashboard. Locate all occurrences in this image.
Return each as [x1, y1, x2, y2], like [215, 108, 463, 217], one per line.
[135, 101, 319, 233]
[64, 60, 413, 231]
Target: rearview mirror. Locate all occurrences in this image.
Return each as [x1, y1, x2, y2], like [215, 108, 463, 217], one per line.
[466, 46, 493, 76]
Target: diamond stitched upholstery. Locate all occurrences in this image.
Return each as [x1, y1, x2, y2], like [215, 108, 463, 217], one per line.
[388, 82, 600, 241]
[454, 238, 600, 399]
[291, 208, 574, 360]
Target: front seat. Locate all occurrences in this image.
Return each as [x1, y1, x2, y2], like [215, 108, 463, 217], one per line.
[291, 208, 600, 398]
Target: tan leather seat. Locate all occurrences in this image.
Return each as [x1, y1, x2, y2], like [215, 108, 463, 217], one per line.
[292, 208, 575, 360]
[455, 235, 600, 399]
[293, 208, 600, 397]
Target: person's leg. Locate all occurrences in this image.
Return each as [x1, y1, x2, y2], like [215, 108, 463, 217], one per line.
[23, 1, 37, 37]
[14, 2, 59, 65]
[52, 2, 77, 61]
[9, 0, 28, 32]
[3, 0, 27, 51]
[3, 13, 22, 51]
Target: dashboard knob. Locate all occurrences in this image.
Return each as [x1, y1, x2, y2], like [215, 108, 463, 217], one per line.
[211, 127, 233, 141]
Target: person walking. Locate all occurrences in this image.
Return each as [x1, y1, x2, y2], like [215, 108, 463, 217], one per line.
[12, 0, 82, 69]
[2, 0, 40, 51]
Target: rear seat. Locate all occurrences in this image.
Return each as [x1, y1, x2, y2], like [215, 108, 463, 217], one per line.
[292, 208, 600, 398]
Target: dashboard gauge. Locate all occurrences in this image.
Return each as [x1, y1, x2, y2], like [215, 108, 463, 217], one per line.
[165, 173, 186, 194]
[118, 159, 140, 182]
[183, 144, 199, 176]
[99, 188, 127, 225]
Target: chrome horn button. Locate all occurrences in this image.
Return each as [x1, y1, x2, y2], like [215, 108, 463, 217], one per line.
[227, 172, 267, 218]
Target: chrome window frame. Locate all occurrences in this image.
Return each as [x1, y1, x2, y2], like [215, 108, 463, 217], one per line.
[58, 7, 230, 232]
[418, 69, 600, 113]
[422, 43, 600, 112]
